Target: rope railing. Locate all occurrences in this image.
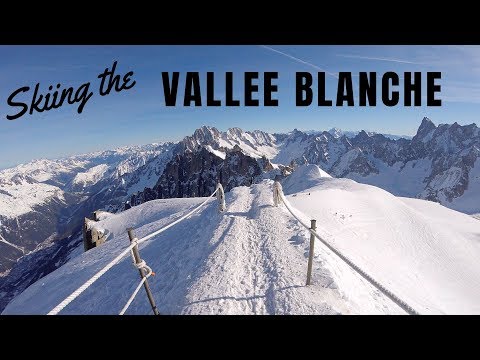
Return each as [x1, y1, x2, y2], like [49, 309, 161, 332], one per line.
[48, 183, 225, 315]
[119, 253, 154, 315]
[273, 181, 419, 315]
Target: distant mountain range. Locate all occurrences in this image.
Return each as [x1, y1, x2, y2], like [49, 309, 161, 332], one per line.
[1, 117, 479, 311]
[306, 128, 413, 141]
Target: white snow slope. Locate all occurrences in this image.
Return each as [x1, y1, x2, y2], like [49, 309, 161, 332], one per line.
[286, 165, 480, 314]
[4, 165, 480, 314]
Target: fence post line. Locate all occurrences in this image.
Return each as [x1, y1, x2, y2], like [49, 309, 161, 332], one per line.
[306, 219, 317, 286]
[127, 228, 160, 315]
[217, 182, 226, 212]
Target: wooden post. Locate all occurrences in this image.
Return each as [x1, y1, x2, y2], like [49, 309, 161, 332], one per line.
[217, 183, 226, 212]
[273, 181, 279, 206]
[127, 228, 160, 315]
[306, 219, 317, 286]
[273, 181, 283, 207]
[83, 218, 90, 252]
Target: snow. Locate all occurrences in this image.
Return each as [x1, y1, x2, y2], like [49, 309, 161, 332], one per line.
[0, 158, 89, 185]
[225, 129, 279, 160]
[332, 148, 364, 176]
[0, 180, 66, 218]
[428, 167, 463, 191]
[0, 142, 174, 219]
[447, 158, 480, 214]
[72, 164, 109, 187]
[348, 158, 432, 198]
[286, 174, 480, 314]
[273, 137, 309, 165]
[205, 145, 226, 160]
[282, 164, 331, 194]
[124, 148, 175, 196]
[94, 211, 114, 221]
[326, 128, 412, 140]
[3, 181, 403, 315]
[3, 144, 480, 315]
[7, 167, 478, 315]
[185, 127, 279, 160]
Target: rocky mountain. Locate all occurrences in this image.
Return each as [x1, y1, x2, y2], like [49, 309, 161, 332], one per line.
[330, 118, 480, 213]
[1, 118, 479, 312]
[129, 127, 277, 205]
[267, 118, 477, 214]
[129, 119, 479, 216]
[130, 146, 263, 205]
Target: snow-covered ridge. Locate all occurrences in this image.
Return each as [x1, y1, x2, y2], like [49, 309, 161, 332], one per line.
[5, 165, 480, 314]
[282, 165, 480, 314]
[72, 164, 109, 188]
[0, 180, 67, 218]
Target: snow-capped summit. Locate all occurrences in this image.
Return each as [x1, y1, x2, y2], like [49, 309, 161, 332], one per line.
[328, 127, 343, 138]
[180, 126, 277, 159]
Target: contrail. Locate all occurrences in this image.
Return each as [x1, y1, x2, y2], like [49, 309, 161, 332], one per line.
[259, 45, 339, 79]
[336, 54, 425, 65]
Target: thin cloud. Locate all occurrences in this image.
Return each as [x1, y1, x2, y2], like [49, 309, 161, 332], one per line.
[259, 45, 339, 79]
[336, 54, 425, 65]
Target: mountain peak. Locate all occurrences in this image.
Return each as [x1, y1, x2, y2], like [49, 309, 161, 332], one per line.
[193, 126, 220, 138]
[188, 126, 221, 145]
[328, 127, 343, 138]
[226, 127, 245, 138]
[414, 117, 437, 141]
[419, 117, 435, 129]
[356, 130, 371, 140]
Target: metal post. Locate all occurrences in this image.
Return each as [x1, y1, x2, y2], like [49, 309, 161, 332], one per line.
[217, 183, 226, 212]
[306, 219, 317, 286]
[273, 181, 279, 206]
[127, 228, 160, 315]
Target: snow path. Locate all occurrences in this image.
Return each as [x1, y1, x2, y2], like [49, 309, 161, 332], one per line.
[181, 185, 341, 314]
[3, 181, 403, 314]
[154, 182, 398, 314]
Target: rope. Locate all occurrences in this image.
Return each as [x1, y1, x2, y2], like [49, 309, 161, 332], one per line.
[275, 183, 419, 315]
[47, 188, 218, 315]
[135, 188, 218, 245]
[119, 278, 147, 315]
[119, 254, 154, 315]
[47, 242, 137, 315]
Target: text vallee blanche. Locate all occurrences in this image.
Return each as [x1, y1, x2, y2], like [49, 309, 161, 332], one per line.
[4, 64, 442, 121]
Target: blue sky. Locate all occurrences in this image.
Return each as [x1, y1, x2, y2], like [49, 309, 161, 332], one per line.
[1, 45, 479, 169]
